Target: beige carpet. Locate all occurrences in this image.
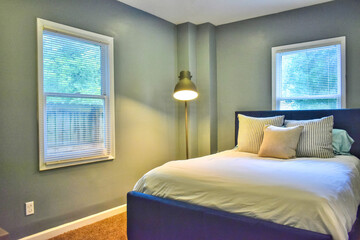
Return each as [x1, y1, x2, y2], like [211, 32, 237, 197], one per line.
[49, 212, 127, 240]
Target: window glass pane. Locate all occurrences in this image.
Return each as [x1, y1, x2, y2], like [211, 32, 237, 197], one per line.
[279, 99, 339, 110]
[43, 30, 102, 95]
[279, 45, 340, 98]
[45, 96, 106, 162]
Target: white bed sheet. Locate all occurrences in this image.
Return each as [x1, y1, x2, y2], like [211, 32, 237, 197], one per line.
[134, 150, 360, 240]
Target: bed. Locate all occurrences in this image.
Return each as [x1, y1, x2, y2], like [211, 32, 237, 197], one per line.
[127, 109, 360, 240]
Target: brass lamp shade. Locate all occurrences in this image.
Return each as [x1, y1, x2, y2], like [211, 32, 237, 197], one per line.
[173, 71, 198, 101]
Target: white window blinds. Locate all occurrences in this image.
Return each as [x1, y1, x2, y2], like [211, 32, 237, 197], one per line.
[38, 19, 115, 170]
[272, 37, 345, 110]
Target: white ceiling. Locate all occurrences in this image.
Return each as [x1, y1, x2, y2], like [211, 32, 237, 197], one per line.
[118, 0, 332, 26]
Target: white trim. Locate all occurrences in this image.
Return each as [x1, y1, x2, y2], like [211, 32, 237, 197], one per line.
[272, 37, 345, 54]
[38, 18, 113, 44]
[271, 48, 277, 110]
[278, 94, 341, 100]
[19, 204, 126, 240]
[271, 36, 346, 110]
[108, 37, 116, 160]
[44, 92, 107, 99]
[37, 18, 45, 170]
[37, 18, 115, 171]
[340, 38, 346, 108]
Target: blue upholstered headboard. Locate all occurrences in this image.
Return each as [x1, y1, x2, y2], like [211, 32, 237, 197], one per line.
[235, 109, 360, 159]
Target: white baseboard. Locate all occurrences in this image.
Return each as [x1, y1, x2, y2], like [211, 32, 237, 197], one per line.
[20, 204, 127, 240]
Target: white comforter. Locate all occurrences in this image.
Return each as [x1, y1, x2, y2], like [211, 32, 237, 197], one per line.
[134, 150, 360, 240]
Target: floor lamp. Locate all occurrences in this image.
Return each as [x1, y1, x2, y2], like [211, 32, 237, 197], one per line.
[173, 71, 198, 159]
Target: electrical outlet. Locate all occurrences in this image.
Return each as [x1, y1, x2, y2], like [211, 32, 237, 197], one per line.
[25, 201, 34, 216]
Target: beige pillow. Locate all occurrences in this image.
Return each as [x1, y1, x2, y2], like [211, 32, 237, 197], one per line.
[237, 114, 284, 154]
[258, 125, 304, 159]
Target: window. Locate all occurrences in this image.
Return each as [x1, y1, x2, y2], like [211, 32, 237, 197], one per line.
[272, 37, 345, 110]
[37, 19, 115, 170]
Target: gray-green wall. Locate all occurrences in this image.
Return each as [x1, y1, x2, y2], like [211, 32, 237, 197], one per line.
[0, 0, 177, 238]
[176, 23, 218, 159]
[216, 0, 360, 151]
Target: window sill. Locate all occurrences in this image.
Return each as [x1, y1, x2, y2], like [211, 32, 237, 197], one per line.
[39, 155, 114, 171]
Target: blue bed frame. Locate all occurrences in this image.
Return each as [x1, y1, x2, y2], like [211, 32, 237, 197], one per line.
[128, 109, 360, 240]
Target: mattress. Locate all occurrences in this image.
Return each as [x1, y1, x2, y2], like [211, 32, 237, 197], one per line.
[134, 150, 360, 240]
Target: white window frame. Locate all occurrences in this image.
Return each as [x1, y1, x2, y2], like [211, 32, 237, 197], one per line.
[271, 37, 346, 110]
[37, 18, 115, 171]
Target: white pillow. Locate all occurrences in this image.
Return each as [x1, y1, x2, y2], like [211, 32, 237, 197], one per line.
[237, 114, 284, 154]
[285, 116, 334, 158]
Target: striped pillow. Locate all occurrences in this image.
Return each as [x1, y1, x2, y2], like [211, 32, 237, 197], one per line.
[237, 114, 284, 154]
[285, 116, 334, 158]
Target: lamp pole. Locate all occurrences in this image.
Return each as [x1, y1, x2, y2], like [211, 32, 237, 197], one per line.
[173, 70, 198, 160]
[185, 101, 189, 159]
